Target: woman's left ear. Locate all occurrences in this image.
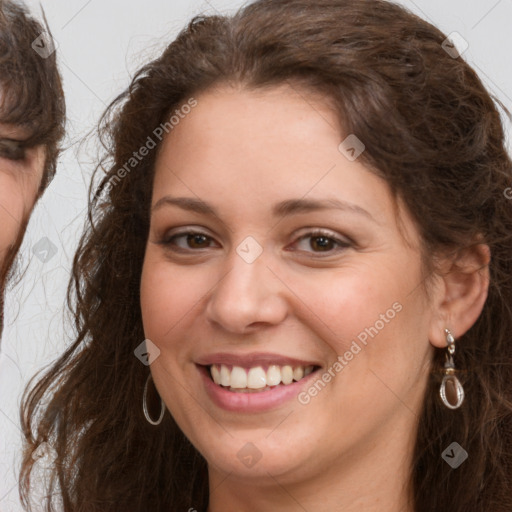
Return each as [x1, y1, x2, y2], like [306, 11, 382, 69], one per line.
[428, 243, 490, 348]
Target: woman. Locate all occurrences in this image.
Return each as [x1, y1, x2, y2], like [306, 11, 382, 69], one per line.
[20, 0, 512, 510]
[0, 0, 65, 338]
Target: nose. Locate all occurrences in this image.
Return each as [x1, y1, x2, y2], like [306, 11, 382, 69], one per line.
[205, 246, 289, 334]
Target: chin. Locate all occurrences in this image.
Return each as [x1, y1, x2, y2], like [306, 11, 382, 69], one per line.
[192, 425, 320, 484]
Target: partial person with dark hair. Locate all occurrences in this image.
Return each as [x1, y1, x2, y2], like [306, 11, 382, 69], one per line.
[0, 0, 65, 337]
[20, 1, 511, 511]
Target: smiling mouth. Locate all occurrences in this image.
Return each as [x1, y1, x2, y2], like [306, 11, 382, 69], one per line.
[205, 363, 321, 393]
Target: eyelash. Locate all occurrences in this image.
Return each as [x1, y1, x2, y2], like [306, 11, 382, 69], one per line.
[158, 228, 352, 256]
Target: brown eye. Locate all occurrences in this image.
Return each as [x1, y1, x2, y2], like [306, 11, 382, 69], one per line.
[186, 233, 210, 248]
[0, 139, 26, 161]
[310, 236, 335, 252]
[291, 229, 352, 256]
[159, 230, 217, 252]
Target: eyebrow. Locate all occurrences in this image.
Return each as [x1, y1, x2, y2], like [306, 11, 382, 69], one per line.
[152, 196, 378, 223]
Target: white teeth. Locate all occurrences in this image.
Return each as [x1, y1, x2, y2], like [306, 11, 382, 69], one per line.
[293, 366, 304, 381]
[247, 367, 267, 389]
[281, 365, 293, 385]
[211, 365, 221, 385]
[266, 365, 281, 386]
[209, 363, 316, 390]
[230, 366, 247, 388]
[220, 364, 231, 387]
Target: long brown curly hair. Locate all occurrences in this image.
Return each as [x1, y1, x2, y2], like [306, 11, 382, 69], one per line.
[19, 1, 512, 511]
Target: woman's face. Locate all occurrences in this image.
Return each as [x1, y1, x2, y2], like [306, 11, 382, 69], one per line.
[140, 84, 438, 487]
[0, 123, 45, 327]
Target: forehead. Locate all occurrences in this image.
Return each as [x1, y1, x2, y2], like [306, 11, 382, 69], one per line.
[156, 84, 372, 196]
[154, 84, 344, 189]
[165, 82, 339, 145]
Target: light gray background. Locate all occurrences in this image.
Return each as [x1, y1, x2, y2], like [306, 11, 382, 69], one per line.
[0, 0, 511, 510]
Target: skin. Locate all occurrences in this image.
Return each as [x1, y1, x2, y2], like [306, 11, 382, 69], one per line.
[140, 83, 489, 512]
[0, 122, 46, 335]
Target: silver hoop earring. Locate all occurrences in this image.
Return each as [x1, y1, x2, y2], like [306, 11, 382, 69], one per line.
[439, 328, 465, 410]
[143, 373, 166, 425]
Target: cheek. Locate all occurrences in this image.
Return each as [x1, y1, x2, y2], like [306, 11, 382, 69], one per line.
[283, 265, 430, 446]
[290, 255, 431, 395]
[289, 260, 412, 348]
[140, 253, 209, 343]
[0, 154, 43, 236]
[0, 178, 31, 257]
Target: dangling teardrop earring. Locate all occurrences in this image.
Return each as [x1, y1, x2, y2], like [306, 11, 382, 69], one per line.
[439, 328, 465, 409]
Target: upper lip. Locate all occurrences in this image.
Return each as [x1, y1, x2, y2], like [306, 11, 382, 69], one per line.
[195, 352, 322, 369]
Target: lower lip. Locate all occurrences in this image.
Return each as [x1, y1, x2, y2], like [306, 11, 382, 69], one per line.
[197, 365, 320, 413]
